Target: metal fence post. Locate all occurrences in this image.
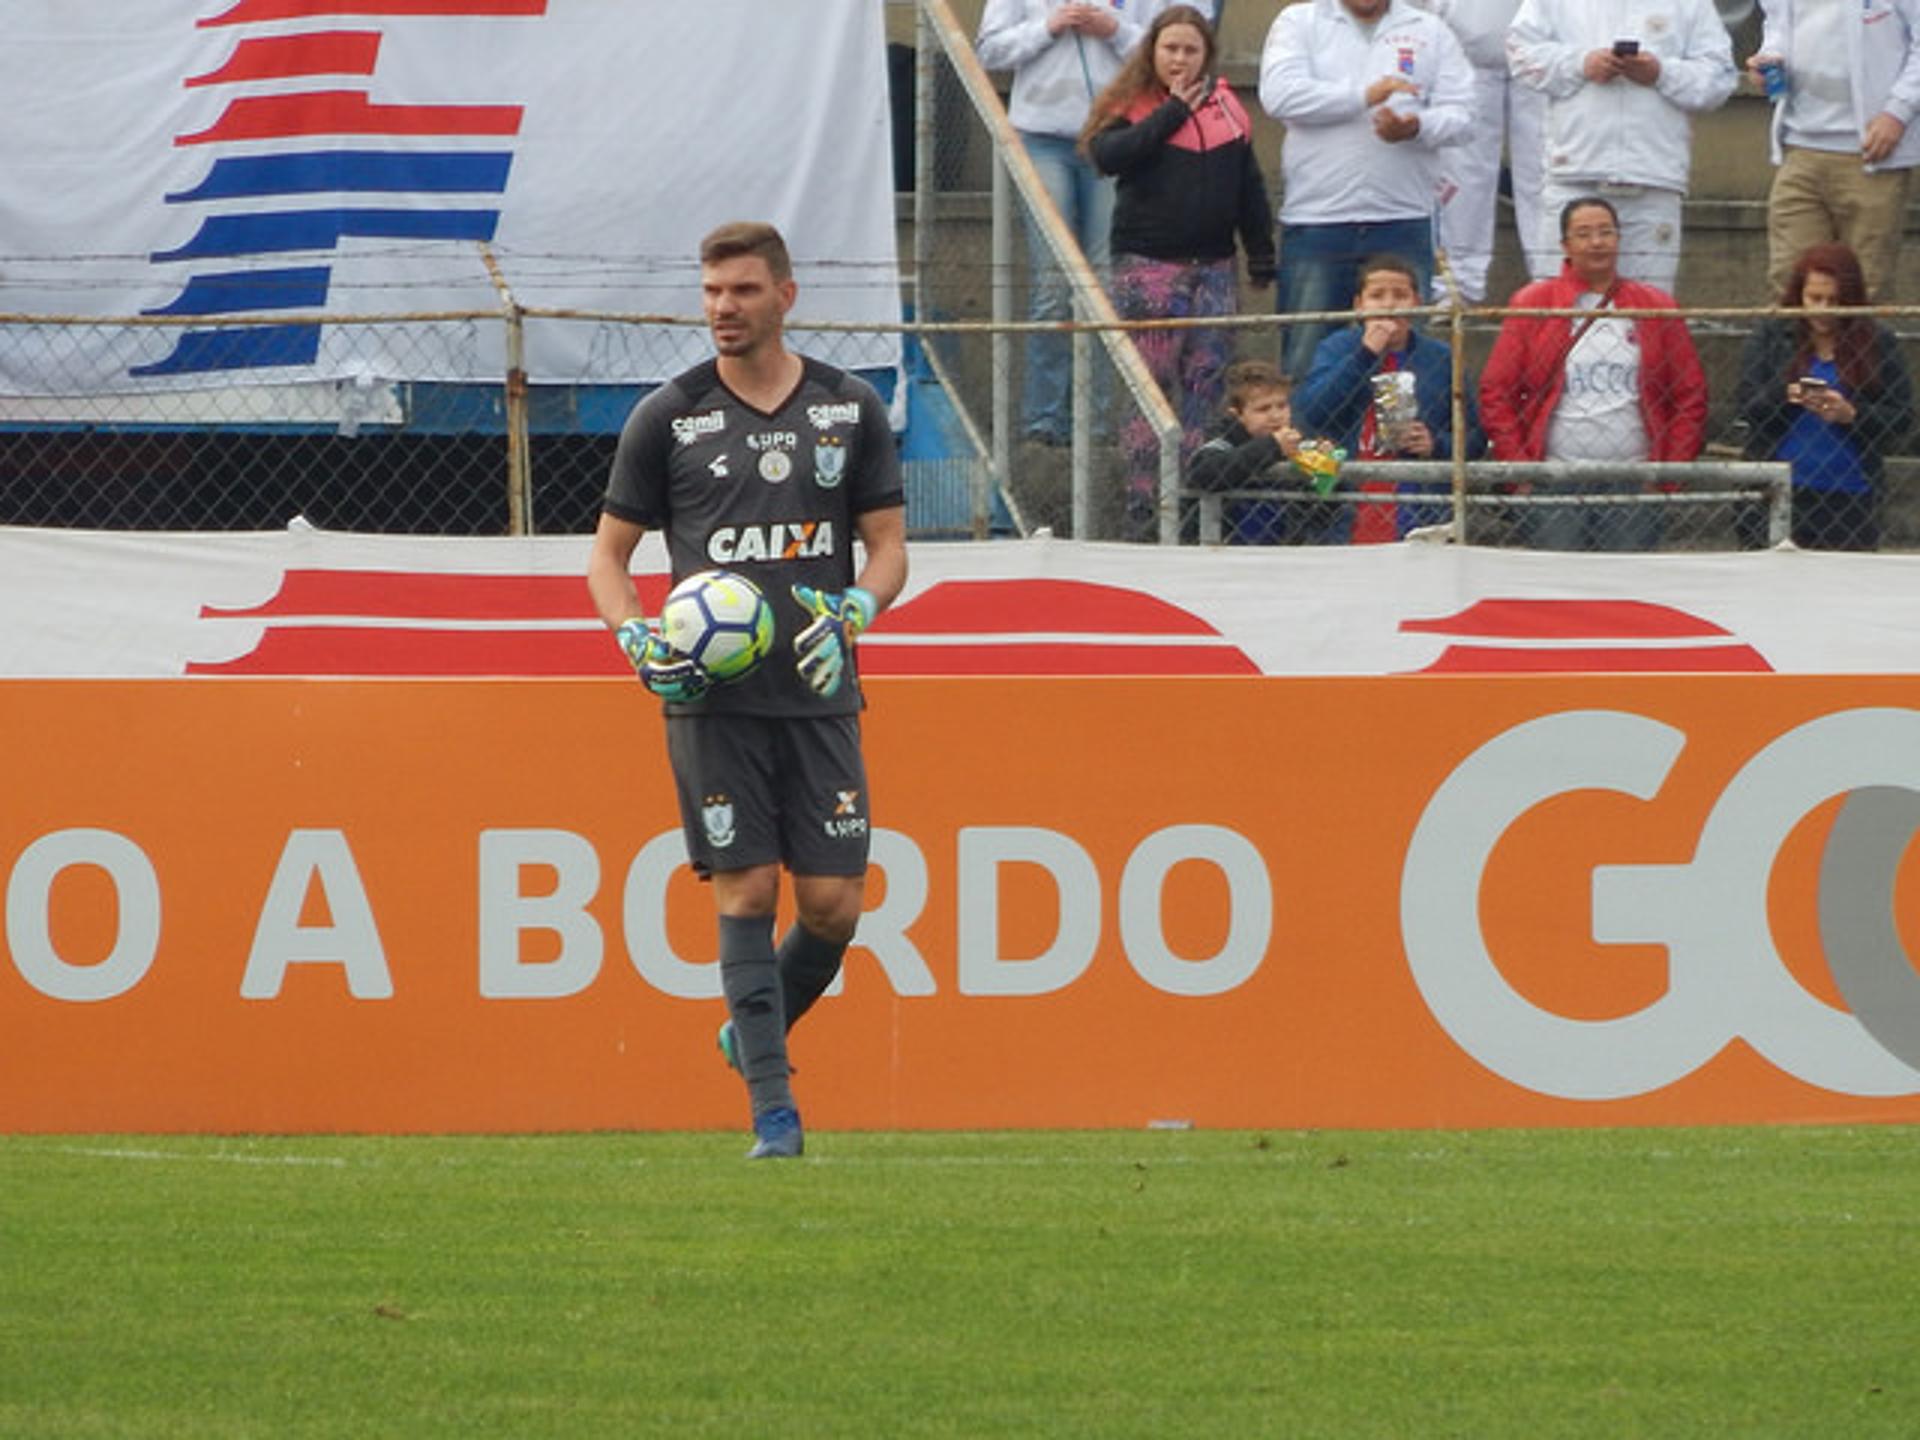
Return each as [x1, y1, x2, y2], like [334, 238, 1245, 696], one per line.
[481, 244, 532, 536]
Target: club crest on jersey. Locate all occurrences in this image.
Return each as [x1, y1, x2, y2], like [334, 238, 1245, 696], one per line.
[708, 520, 835, 563]
[702, 794, 736, 848]
[815, 436, 847, 489]
[758, 450, 793, 483]
[673, 410, 727, 446]
[1397, 46, 1415, 76]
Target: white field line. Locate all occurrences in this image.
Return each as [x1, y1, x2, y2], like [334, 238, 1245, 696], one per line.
[54, 1145, 348, 1168]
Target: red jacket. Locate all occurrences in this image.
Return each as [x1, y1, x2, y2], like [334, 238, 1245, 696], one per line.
[1478, 268, 1708, 463]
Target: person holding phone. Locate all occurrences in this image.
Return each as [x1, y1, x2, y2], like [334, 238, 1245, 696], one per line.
[1507, 0, 1737, 294]
[1735, 242, 1914, 549]
[1085, 5, 1274, 539]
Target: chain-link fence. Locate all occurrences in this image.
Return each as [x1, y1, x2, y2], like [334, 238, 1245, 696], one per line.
[3, 300, 1911, 551]
[0, 310, 893, 537]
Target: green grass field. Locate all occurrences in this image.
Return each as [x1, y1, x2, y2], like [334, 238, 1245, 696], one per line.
[2, 1126, 1917, 1438]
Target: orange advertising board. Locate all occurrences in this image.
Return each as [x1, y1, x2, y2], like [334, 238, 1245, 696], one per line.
[5, 676, 1920, 1133]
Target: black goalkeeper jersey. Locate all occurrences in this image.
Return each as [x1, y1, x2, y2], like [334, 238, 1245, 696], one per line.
[603, 356, 904, 716]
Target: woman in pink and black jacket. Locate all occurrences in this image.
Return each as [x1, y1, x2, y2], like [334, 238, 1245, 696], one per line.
[1086, 5, 1273, 540]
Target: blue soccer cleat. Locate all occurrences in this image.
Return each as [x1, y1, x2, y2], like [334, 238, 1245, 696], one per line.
[747, 1104, 804, 1160]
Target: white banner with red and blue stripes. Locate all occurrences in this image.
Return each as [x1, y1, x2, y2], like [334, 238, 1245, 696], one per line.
[0, 0, 902, 393]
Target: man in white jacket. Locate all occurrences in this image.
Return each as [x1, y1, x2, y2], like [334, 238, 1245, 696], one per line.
[1508, 0, 1737, 295]
[976, 2, 1210, 444]
[1406, 0, 1553, 298]
[1259, 0, 1476, 379]
[1749, 0, 1920, 300]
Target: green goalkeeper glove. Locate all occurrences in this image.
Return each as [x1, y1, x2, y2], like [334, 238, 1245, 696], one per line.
[791, 584, 877, 699]
[615, 616, 710, 703]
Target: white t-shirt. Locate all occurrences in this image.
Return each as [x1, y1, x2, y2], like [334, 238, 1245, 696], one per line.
[1782, 0, 1858, 153]
[1546, 293, 1649, 462]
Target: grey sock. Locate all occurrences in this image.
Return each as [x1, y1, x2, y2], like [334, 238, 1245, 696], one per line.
[718, 913, 793, 1114]
[778, 922, 849, 1031]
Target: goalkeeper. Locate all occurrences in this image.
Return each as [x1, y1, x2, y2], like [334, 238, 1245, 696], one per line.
[586, 221, 907, 1160]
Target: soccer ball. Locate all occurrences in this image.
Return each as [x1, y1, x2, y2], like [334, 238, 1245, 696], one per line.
[659, 569, 774, 683]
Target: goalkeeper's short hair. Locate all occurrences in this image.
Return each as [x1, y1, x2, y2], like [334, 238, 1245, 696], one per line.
[1223, 360, 1288, 414]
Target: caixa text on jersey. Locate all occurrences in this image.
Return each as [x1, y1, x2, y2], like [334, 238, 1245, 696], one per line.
[706, 520, 835, 564]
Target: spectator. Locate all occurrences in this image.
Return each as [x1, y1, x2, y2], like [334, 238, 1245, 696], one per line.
[1508, 0, 1737, 296]
[1258, 0, 1475, 381]
[1737, 242, 1914, 549]
[1748, 0, 1920, 302]
[1404, 0, 1554, 297]
[1086, 4, 1275, 540]
[1295, 253, 1484, 542]
[1479, 196, 1708, 551]
[976, 1, 1158, 446]
[1189, 359, 1319, 543]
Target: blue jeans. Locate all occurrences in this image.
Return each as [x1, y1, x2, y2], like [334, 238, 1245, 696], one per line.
[1275, 218, 1432, 382]
[1020, 131, 1114, 442]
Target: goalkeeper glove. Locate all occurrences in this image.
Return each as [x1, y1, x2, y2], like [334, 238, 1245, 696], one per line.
[791, 584, 877, 699]
[615, 616, 711, 703]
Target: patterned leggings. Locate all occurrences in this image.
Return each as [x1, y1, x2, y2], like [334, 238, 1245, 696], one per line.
[1110, 254, 1239, 513]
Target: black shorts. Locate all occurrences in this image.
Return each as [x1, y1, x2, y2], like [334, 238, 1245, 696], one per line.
[664, 712, 870, 878]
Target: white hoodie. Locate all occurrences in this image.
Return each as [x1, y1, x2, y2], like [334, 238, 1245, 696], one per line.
[1259, 0, 1476, 225]
[1403, 0, 1522, 71]
[1759, 0, 1920, 172]
[1508, 0, 1737, 193]
[976, 0, 1160, 139]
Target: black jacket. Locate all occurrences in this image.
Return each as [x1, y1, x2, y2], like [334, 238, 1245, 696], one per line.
[1088, 83, 1274, 282]
[1736, 318, 1913, 487]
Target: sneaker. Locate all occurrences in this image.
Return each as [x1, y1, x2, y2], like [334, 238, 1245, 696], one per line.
[747, 1104, 804, 1160]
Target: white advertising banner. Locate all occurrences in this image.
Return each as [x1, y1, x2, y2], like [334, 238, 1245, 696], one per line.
[0, 0, 902, 393]
[5, 527, 1920, 678]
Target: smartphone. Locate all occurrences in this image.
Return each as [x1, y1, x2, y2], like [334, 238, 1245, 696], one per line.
[1798, 376, 1830, 392]
[1612, 39, 1640, 57]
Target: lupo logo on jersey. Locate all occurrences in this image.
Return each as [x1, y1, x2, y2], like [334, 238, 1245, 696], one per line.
[137, 0, 545, 379]
[1403, 707, 1920, 1101]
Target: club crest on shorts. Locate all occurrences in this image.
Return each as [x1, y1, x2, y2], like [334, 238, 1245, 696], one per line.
[702, 793, 736, 848]
[815, 436, 846, 489]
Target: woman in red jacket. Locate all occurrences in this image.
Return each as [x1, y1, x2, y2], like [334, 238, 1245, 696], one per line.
[1478, 196, 1708, 551]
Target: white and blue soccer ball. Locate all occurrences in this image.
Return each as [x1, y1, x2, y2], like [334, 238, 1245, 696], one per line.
[660, 568, 774, 683]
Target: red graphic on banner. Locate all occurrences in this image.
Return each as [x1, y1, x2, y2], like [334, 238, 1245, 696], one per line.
[177, 91, 523, 144]
[187, 32, 383, 87]
[200, 0, 547, 26]
[189, 574, 1260, 678]
[1401, 598, 1771, 673]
